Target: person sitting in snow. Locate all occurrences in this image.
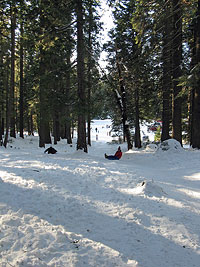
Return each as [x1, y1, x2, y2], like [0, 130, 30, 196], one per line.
[105, 146, 122, 160]
[44, 146, 57, 154]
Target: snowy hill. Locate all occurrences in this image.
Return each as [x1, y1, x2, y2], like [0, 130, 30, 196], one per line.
[0, 120, 200, 266]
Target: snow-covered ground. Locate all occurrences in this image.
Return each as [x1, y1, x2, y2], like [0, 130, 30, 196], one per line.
[0, 119, 200, 267]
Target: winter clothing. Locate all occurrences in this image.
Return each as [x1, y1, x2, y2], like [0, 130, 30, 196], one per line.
[114, 149, 122, 159]
[44, 147, 57, 154]
[105, 147, 122, 160]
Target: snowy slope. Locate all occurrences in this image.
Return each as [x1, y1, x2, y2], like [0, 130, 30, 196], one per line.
[0, 120, 200, 267]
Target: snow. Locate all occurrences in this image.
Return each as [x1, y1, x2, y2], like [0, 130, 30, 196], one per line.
[158, 139, 183, 152]
[0, 119, 200, 267]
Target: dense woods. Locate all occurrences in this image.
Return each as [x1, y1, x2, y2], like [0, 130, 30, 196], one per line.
[0, 0, 200, 150]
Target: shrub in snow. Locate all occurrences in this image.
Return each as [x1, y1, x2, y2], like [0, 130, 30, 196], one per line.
[158, 139, 183, 152]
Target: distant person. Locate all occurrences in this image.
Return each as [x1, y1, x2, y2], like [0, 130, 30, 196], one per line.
[44, 147, 57, 154]
[105, 146, 122, 160]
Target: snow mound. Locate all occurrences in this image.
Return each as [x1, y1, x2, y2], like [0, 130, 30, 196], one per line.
[145, 143, 158, 151]
[132, 180, 166, 197]
[158, 139, 183, 152]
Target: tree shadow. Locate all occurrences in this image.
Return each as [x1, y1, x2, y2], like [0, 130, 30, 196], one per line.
[1, 157, 200, 267]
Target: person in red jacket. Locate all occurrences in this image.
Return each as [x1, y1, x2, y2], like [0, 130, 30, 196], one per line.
[105, 146, 122, 160]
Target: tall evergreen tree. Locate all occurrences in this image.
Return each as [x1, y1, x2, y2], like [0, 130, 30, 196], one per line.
[86, 0, 93, 146]
[10, 0, 17, 138]
[38, 0, 52, 147]
[84, 0, 102, 146]
[76, 0, 87, 152]
[0, 2, 7, 143]
[19, 0, 25, 139]
[106, 0, 142, 149]
[161, 0, 172, 141]
[115, 50, 133, 150]
[172, 0, 183, 144]
[191, 0, 200, 148]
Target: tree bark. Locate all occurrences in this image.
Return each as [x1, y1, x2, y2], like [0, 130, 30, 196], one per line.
[38, 0, 51, 147]
[161, 0, 172, 142]
[65, 53, 72, 144]
[191, 0, 200, 148]
[0, 37, 4, 143]
[134, 86, 141, 148]
[19, 15, 24, 138]
[3, 60, 10, 147]
[76, 0, 87, 152]
[115, 56, 133, 150]
[87, 1, 92, 146]
[10, 1, 16, 138]
[53, 113, 60, 145]
[172, 0, 182, 144]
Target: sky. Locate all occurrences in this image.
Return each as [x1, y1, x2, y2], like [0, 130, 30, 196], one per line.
[0, 119, 200, 266]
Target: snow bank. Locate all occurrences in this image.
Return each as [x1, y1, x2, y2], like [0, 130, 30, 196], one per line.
[123, 180, 166, 198]
[158, 139, 183, 152]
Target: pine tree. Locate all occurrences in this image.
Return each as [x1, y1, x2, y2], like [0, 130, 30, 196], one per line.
[161, 0, 172, 141]
[19, 0, 25, 139]
[76, 0, 87, 152]
[191, 0, 200, 148]
[172, 0, 183, 144]
[38, 0, 52, 147]
[84, 0, 102, 145]
[10, 0, 17, 138]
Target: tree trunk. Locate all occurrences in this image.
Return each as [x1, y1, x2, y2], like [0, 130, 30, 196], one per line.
[191, 0, 200, 148]
[38, 0, 51, 147]
[66, 121, 72, 144]
[76, 0, 87, 152]
[172, 0, 182, 144]
[10, 1, 16, 138]
[87, 50, 92, 146]
[188, 87, 194, 145]
[189, 12, 197, 146]
[19, 16, 24, 138]
[0, 38, 3, 144]
[116, 52, 133, 150]
[27, 112, 34, 136]
[53, 113, 60, 145]
[161, 0, 172, 142]
[87, 1, 92, 146]
[3, 61, 10, 148]
[39, 60, 49, 147]
[30, 112, 34, 136]
[65, 53, 72, 144]
[134, 86, 141, 148]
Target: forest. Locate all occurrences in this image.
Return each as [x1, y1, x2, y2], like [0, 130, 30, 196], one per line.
[0, 0, 200, 151]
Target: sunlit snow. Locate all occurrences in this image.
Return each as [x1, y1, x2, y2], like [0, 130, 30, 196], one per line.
[0, 119, 200, 266]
